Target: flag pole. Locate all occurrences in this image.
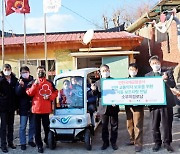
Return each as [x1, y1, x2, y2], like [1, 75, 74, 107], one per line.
[44, 13, 48, 79]
[24, 13, 27, 64]
[1, 0, 5, 65]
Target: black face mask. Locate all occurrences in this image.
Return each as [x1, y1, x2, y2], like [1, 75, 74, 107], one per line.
[38, 72, 45, 78]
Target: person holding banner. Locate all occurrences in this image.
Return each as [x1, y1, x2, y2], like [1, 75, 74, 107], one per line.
[125, 63, 144, 152]
[172, 63, 180, 120]
[96, 64, 120, 150]
[145, 55, 176, 153]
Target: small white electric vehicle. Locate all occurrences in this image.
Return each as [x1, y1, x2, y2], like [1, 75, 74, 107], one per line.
[48, 68, 101, 150]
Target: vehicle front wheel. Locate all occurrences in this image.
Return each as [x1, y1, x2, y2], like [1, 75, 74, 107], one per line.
[48, 131, 56, 150]
[84, 129, 92, 150]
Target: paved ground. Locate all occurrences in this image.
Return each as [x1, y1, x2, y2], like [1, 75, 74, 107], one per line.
[2, 109, 180, 154]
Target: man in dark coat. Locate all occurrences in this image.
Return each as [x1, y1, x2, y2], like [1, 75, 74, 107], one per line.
[15, 66, 36, 150]
[96, 64, 120, 150]
[0, 64, 18, 153]
[145, 56, 176, 153]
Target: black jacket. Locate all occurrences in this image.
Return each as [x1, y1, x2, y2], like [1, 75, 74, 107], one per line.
[145, 69, 176, 109]
[15, 75, 34, 116]
[0, 72, 18, 112]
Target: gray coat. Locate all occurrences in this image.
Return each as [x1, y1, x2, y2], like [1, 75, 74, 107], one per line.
[95, 78, 119, 115]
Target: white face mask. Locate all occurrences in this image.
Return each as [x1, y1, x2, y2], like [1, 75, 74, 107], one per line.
[21, 72, 29, 79]
[63, 85, 68, 90]
[129, 71, 137, 77]
[151, 64, 161, 72]
[3, 70, 11, 76]
[71, 81, 76, 85]
[101, 72, 110, 78]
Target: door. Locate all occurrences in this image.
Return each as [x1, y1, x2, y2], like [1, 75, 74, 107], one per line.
[102, 56, 129, 78]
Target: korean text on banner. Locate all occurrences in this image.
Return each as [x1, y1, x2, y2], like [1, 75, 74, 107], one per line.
[101, 77, 166, 106]
[43, 0, 61, 13]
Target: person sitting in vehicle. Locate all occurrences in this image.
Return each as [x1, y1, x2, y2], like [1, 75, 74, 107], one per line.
[59, 80, 71, 108]
[70, 76, 83, 88]
[70, 77, 83, 107]
[87, 81, 98, 126]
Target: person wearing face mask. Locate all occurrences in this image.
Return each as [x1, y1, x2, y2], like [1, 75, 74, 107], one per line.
[172, 63, 180, 121]
[125, 63, 144, 152]
[0, 64, 18, 153]
[145, 55, 176, 153]
[59, 80, 71, 108]
[95, 64, 120, 151]
[15, 66, 36, 150]
[26, 66, 58, 153]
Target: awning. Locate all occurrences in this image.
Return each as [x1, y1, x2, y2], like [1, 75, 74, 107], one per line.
[70, 51, 140, 58]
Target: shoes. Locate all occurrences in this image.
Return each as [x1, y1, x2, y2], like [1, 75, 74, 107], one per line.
[126, 141, 134, 146]
[38, 147, 44, 153]
[152, 144, 161, 152]
[1, 147, 8, 153]
[135, 145, 142, 152]
[111, 143, 118, 150]
[21, 144, 26, 150]
[101, 142, 109, 150]
[8, 143, 16, 149]
[164, 144, 174, 153]
[28, 142, 36, 147]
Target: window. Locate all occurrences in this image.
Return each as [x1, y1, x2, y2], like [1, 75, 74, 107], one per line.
[19, 59, 56, 80]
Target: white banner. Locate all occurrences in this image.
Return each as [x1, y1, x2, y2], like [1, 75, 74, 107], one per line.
[101, 77, 166, 106]
[43, 0, 61, 13]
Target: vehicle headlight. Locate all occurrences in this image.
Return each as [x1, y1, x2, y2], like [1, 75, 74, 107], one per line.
[51, 118, 56, 124]
[77, 118, 82, 123]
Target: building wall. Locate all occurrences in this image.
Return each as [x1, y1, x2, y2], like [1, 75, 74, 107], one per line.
[0, 45, 73, 77]
[135, 12, 180, 75]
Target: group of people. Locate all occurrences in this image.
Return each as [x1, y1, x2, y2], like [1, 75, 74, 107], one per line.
[96, 55, 180, 153]
[0, 64, 58, 153]
[59, 76, 84, 108]
[0, 54, 180, 153]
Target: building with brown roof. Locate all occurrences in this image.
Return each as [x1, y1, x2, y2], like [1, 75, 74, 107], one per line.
[0, 30, 142, 79]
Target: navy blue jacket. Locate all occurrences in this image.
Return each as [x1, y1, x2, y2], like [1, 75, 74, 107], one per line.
[15, 75, 34, 116]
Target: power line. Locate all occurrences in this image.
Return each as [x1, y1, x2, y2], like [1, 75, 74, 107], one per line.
[61, 4, 104, 30]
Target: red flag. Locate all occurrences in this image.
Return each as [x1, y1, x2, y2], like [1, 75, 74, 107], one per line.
[5, 0, 30, 16]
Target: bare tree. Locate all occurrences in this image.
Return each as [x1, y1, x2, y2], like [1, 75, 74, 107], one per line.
[102, 14, 109, 30]
[112, 10, 121, 27]
[134, 3, 151, 20]
[101, 1, 152, 30]
[121, 12, 135, 28]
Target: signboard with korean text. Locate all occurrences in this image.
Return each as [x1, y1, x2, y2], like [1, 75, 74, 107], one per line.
[101, 77, 166, 106]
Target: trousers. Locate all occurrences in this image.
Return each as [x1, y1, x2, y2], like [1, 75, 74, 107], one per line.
[34, 114, 50, 147]
[125, 106, 144, 146]
[102, 114, 118, 144]
[151, 107, 173, 145]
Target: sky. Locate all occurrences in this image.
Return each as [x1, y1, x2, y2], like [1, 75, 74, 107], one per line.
[1, 0, 158, 34]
